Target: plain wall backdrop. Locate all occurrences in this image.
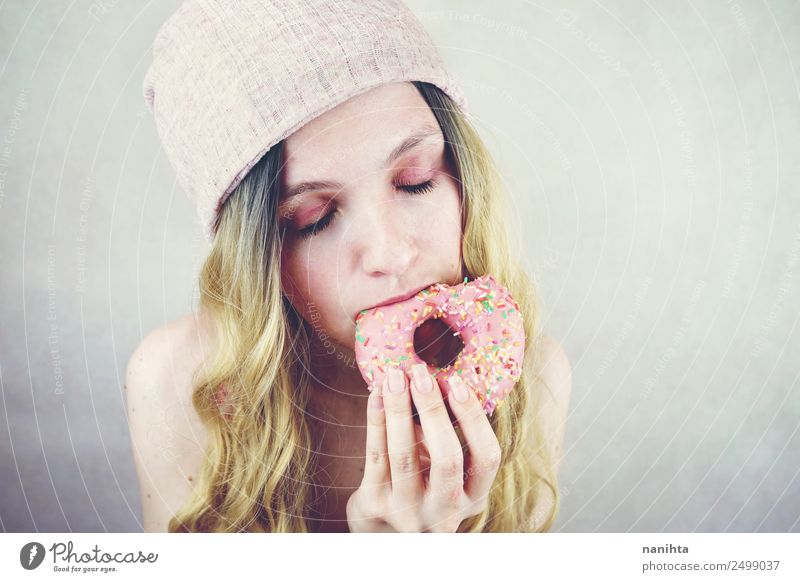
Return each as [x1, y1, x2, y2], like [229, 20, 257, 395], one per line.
[1, 0, 798, 532]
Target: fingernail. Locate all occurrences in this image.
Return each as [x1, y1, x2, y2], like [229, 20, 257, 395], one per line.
[370, 389, 384, 410]
[388, 368, 406, 394]
[412, 363, 432, 393]
[450, 375, 469, 402]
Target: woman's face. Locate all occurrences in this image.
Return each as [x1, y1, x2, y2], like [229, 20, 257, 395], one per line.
[279, 82, 465, 354]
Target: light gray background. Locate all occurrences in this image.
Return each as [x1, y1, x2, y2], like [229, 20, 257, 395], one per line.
[1, 0, 798, 533]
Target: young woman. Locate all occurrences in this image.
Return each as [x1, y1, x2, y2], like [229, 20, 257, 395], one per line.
[129, 0, 571, 534]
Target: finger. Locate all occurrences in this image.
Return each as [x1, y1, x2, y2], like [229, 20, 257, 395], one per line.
[382, 367, 424, 508]
[447, 375, 502, 502]
[362, 382, 390, 491]
[415, 423, 432, 484]
[414, 424, 431, 466]
[409, 363, 463, 501]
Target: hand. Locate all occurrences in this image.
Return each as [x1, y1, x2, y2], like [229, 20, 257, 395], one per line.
[346, 363, 503, 533]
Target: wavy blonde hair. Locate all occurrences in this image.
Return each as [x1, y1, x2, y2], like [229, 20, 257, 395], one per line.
[168, 81, 560, 533]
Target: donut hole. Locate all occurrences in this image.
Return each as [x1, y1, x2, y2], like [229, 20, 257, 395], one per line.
[413, 318, 465, 370]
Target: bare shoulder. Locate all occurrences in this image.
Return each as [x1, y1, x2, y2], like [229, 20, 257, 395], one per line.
[527, 333, 572, 529]
[536, 334, 573, 408]
[125, 311, 214, 532]
[531, 333, 573, 468]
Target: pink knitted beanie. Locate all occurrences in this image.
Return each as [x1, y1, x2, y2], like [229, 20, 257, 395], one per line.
[142, 0, 469, 242]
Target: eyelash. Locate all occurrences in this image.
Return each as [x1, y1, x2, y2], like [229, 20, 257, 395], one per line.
[296, 179, 437, 240]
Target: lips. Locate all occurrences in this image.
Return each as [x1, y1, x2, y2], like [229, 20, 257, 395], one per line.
[360, 283, 435, 316]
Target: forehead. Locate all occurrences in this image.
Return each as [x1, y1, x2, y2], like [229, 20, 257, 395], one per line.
[281, 82, 440, 181]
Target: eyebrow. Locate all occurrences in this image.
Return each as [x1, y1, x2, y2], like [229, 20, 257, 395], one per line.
[279, 125, 442, 210]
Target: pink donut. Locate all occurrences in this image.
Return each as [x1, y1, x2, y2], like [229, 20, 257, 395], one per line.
[354, 274, 525, 416]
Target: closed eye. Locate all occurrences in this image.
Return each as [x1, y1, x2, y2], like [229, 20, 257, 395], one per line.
[397, 179, 436, 196]
[296, 179, 437, 240]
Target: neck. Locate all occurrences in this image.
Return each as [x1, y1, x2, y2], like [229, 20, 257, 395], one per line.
[306, 334, 370, 426]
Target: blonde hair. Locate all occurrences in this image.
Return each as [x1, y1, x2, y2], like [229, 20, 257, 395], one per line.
[168, 81, 560, 532]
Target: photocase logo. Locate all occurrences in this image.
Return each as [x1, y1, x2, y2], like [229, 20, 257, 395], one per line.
[17, 540, 158, 574]
[20, 542, 46, 570]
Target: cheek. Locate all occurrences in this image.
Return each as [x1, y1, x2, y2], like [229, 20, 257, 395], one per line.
[415, 184, 462, 252]
[281, 245, 339, 318]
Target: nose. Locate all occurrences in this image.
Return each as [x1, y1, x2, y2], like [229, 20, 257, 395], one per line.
[356, 201, 417, 276]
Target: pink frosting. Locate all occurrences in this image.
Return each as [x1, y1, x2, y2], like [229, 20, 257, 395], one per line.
[354, 274, 525, 416]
